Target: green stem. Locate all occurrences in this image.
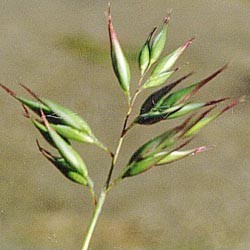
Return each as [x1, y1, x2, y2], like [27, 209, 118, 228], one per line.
[81, 190, 107, 250]
[105, 135, 124, 188]
[105, 87, 141, 188]
[106, 176, 122, 193]
[89, 186, 97, 206]
[81, 76, 145, 250]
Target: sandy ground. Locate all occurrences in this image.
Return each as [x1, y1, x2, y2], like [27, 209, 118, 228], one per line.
[0, 0, 250, 249]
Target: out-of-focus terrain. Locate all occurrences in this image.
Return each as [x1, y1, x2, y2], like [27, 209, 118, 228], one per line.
[0, 1, 249, 249]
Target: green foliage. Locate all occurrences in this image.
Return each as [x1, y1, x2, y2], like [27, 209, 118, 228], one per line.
[0, 9, 241, 190]
[149, 16, 169, 65]
[41, 98, 92, 133]
[0, 6, 243, 250]
[138, 27, 156, 75]
[37, 141, 88, 185]
[122, 98, 239, 178]
[41, 110, 92, 186]
[151, 38, 194, 76]
[135, 65, 228, 125]
[143, 68, 178, 88]
[108, 6, 131, 96]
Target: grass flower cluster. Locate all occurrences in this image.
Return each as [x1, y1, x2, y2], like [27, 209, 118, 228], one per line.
[0, 5, 242, 250]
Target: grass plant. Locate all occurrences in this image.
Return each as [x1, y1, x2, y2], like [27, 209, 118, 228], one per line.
[0, 4, 242, 250]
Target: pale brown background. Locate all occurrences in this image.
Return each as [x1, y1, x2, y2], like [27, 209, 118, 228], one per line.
[0, 1, 250, 249]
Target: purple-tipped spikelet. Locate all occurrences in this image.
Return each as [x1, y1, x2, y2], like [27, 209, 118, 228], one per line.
[0, 7, 244, 249]
[108, 3, 131, 95]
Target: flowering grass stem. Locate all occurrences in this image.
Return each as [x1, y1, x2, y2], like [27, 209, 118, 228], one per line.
[81, 75, 145, 250]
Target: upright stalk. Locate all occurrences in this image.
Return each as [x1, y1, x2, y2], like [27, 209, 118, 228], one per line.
[105, 86, 142, 188]
[81, 75, 145, 250]
[81, 190, 107, 250]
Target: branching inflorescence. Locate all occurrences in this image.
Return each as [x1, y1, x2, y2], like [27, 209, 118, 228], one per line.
[0, 5, 242, 250]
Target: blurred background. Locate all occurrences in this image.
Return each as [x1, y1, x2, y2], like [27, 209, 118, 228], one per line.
[0, 0, 249, 249]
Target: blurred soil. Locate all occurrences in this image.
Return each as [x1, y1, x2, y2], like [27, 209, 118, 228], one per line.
[0, 1, 250, 249]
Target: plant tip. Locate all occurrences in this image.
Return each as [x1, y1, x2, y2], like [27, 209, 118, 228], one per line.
[0, 83, 16, 97]
[220, 97, 243, 114]
[193, 146, 207, 154]
[22, 104, 30, 118]
[108, 2, 111, 20]
[19, 83, 46, 105]
[205, 97, 230, 107]
[185, 37, 195, 47]
[164, 9, 173, 23]
[164, 15, 170, 24]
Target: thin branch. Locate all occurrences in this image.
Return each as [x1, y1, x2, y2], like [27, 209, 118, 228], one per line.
[105, 86, 143, 189]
